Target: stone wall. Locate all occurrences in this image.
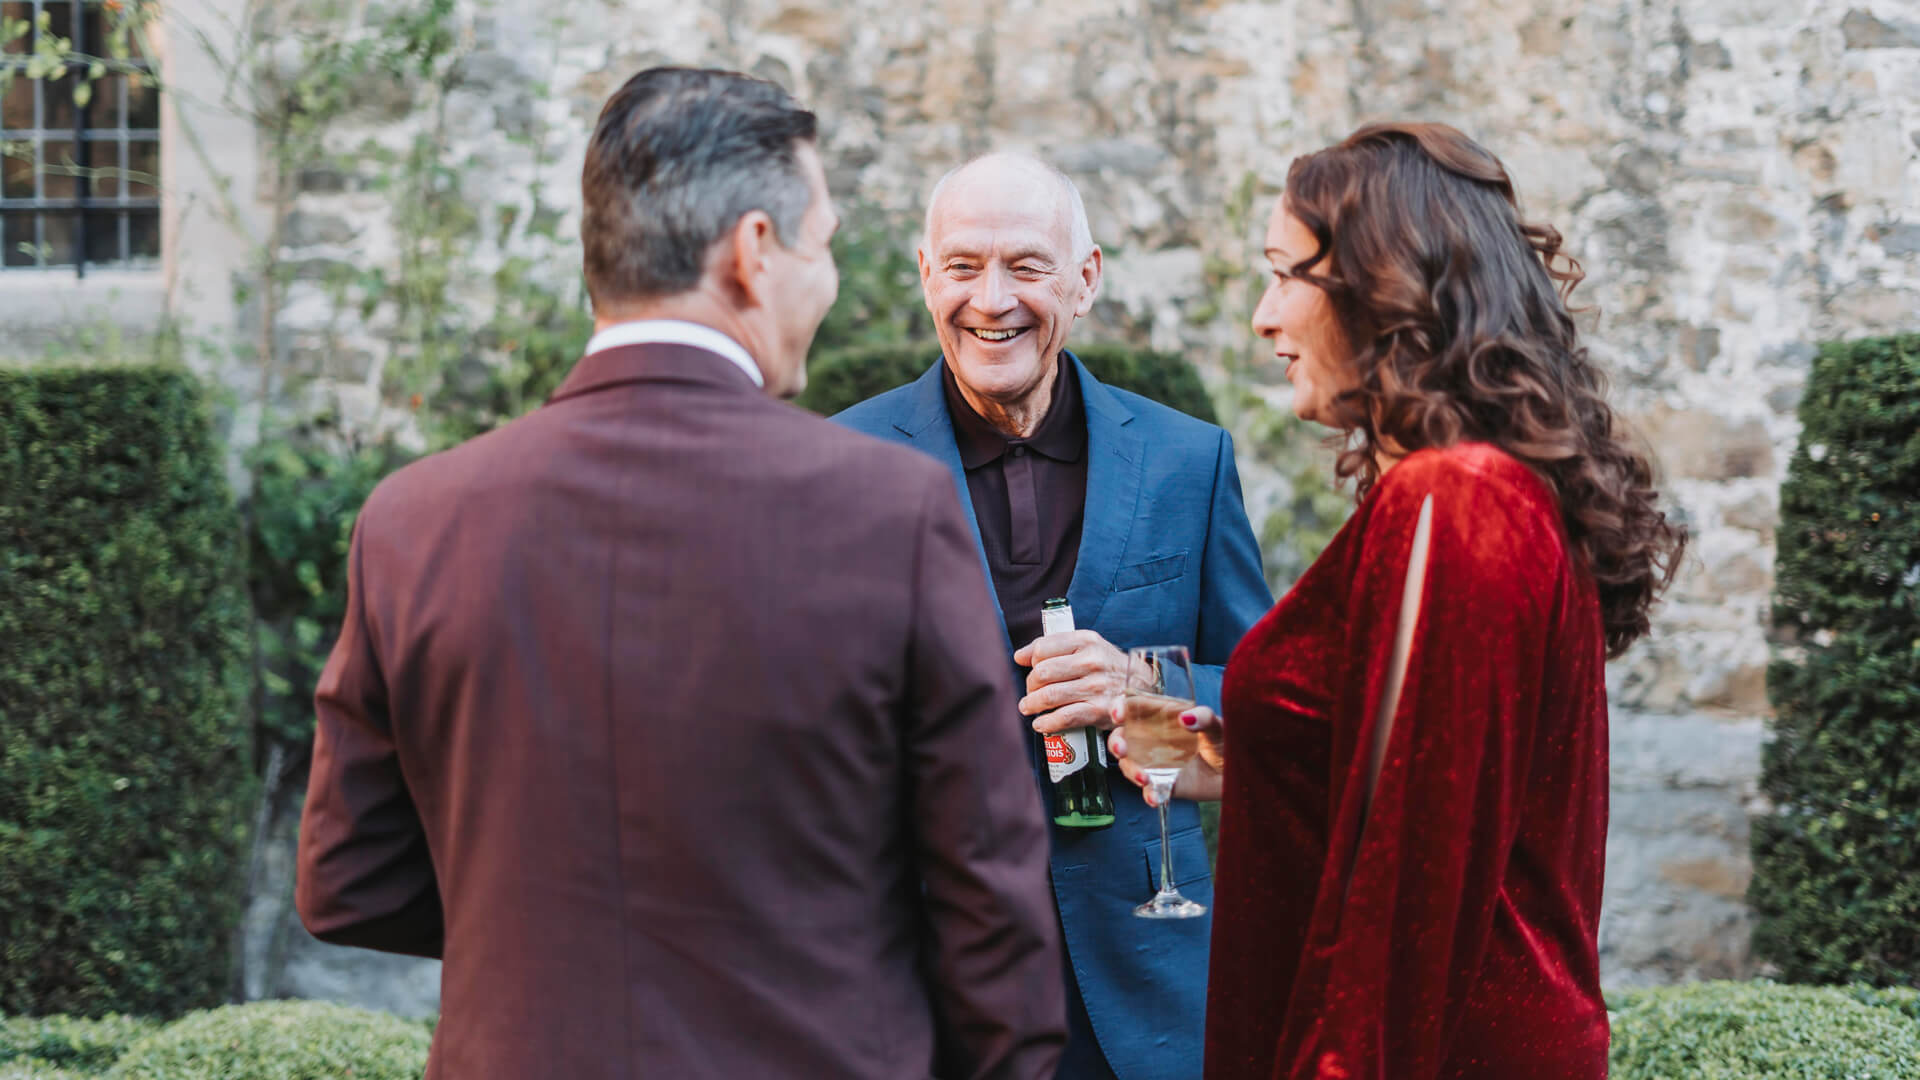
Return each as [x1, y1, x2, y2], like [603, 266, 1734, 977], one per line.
[61, 0, 1920, 1012]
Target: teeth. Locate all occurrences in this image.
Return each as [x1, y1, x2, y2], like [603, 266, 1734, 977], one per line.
[970, 328, 1022, 341]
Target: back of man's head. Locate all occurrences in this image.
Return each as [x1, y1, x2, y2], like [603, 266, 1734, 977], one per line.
[582, 67, 818, 310]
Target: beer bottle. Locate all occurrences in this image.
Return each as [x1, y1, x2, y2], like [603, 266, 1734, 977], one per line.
[1037, 598, 1115, 829]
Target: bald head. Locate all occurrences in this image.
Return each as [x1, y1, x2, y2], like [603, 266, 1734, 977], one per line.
[923, 152, 1095, 263]
[916, 150, 1104, 436]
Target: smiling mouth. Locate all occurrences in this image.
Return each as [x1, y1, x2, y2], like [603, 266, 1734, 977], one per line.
[966, 327, 1030, 343]
[1277, 352, 1299, 371]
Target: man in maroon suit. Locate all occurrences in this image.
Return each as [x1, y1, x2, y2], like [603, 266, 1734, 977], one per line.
[295, 67, 1067, 1080]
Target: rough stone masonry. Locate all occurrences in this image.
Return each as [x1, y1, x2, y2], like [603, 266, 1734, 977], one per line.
[230, 0, 1920, 1011]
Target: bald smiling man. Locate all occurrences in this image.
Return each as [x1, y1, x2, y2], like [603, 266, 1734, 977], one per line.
[835, 153, 1273, 1080]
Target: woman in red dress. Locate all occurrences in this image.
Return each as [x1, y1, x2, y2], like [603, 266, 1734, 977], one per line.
[1111, 123, 1686, 1079]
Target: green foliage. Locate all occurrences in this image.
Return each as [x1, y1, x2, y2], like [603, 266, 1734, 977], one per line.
[1751, 333, 1920, 987]
[0, 1015, 159, 1075]
[245, 436, 414, 745]
[105, 1002, 429, 1080]
[796, 342, 1219, 423]
[812, 209, 936, 355]
[1607, 981, 1920, 1079]
[0, 368, 254, 1019]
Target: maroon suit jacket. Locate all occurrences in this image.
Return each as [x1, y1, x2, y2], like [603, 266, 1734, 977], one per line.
[296, 343, 1067, 1080]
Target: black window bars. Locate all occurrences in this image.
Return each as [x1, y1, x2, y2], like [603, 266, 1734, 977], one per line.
[0, 0, 159, 276]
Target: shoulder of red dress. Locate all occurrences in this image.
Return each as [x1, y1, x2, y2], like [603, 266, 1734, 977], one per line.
[1376, 442, 1552, 505]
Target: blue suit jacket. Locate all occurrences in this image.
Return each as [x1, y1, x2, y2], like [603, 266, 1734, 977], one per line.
[835, 354, 1272, 1080]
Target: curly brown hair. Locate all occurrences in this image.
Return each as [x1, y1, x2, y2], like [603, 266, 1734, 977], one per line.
[1282, 122, 1685, 656]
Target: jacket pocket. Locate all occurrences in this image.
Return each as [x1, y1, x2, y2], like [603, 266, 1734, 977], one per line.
[1113, 551, 1187, 593]
[1143, 824, 1212, 889]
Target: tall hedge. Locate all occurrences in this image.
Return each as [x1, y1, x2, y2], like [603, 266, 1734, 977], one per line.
[1749, 333, 1920, 986]
[797, 343, 1219, 423]
[0, 367, 254, 1017]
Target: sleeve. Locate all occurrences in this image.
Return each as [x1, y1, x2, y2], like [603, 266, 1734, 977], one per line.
[1191, 428, 1275, 712]
[293, 514, 444, 959]
[1273, 462, 1559, 1080]
[905, 478, 1069, 1080]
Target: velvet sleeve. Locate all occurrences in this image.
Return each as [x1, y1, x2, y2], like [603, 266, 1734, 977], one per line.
[1273, 453, 1565, 1080]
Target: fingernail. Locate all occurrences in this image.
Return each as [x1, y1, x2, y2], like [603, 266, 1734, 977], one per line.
[1179, 712, 1198, 729]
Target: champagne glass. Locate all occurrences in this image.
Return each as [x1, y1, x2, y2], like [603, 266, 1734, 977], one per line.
[1123, 645, 1206, 919]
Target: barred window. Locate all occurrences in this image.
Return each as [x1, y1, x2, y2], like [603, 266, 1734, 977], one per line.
[1, 0, 159, 275]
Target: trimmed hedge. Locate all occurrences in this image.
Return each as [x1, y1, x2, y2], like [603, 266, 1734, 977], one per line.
[0, 1014, 159, 1075]
[105, 1002, 430, 1079]
[1750, 333, 1920, 987]
[1608, 981, 1920, 1078]
[797, 343, 1219, 424]
[0, 367, 254, 1018]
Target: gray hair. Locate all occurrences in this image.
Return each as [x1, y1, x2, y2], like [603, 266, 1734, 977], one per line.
[582, 67, 818, 307]
[922, 152, 1095, 263]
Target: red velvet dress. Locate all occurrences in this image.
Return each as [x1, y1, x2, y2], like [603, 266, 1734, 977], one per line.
[1207, 443, 1611, 1080]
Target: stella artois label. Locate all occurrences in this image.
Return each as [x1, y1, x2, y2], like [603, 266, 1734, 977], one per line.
[1046, 728, 1092, 782]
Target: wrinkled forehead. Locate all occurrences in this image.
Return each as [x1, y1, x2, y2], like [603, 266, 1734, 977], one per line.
[926, 169, 1075, 258]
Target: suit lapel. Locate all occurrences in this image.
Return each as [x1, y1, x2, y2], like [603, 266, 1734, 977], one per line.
[1064, 355, 1142, 631]
[895, 362, 1008, 645]
[895, 354, 1142, 643]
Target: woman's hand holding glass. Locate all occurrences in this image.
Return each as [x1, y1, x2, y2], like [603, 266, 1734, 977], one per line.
[1108, 704, 1226, 806]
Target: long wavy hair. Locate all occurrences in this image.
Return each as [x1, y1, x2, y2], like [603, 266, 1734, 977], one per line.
[1283, 122, 1685, 656]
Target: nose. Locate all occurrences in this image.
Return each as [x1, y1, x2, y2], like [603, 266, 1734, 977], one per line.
[968, 265, 1019, 319]
[1250, 280, 1281, 339]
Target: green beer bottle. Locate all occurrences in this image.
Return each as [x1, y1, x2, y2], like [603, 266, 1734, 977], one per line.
[1038, 598, 1115, 829]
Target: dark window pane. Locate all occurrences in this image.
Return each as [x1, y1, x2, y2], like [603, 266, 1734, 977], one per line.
[83, 207, 118, 263]
[42, 208, 75, 265]
[78, 0, 103, 53]
[45, 73, 75, 129]
[82, 72, 119, 127]
[2, 3, 29, 55]
[42, 138, 74, 198]
[2, 211, 37, 265]
[43, 1, 71, 46]
[1, 138, 32, 196]
[91, 136, 120, 196]
[125, 136, 153, 197]
[0, 68, 29, 129]
[126, 70, 155, 128]
[127, 205, 155, 257]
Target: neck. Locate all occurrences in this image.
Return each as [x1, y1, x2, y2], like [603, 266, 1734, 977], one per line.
[958, 357, 1060, 439]
[594, 289, 769, 382]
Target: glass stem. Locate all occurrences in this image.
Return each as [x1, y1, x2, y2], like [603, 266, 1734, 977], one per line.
[1157, 784, 1176, 895]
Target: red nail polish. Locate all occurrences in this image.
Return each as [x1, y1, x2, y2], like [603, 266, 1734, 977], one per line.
[1179, 712, 1198, 729]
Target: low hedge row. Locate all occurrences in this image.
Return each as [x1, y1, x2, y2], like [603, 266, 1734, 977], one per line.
[1608, 981, 1920, 1079]
[7, 982, 1919, 1077]
[0, 1003, 428, 1078]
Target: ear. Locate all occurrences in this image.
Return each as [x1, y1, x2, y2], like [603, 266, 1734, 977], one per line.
[1073, 245, 1103, 318]
[725, 209, 779, 307]
[917, 244, 937, 312]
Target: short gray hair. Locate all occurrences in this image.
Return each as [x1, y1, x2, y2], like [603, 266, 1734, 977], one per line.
[582, 67, 818, 307]
[922, 152, 1095, 262]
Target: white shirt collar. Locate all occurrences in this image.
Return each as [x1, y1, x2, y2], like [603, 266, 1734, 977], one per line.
[583, 319, 764, 388]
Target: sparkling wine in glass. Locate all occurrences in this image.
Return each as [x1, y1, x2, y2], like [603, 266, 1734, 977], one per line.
[1124, 645, 1206, 919]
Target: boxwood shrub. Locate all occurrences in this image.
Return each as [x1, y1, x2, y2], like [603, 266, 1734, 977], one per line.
[105, 1002, 429, 1079]
[0, 367, 254, 1018]
[1750, 332, 1920, 986]
[0, 1014, 158, 1075]
[1608, 981, 1920, 1079]
[797, 342, 1219, 423]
